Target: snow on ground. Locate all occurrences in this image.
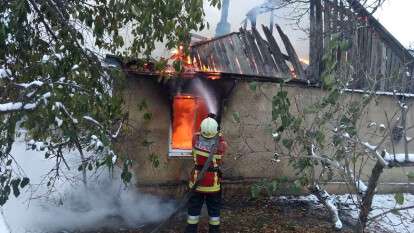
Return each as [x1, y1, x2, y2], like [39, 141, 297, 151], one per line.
[338, 193, 414, 233]
[0, 210, 10, 233]
[274, 193, 414, 233]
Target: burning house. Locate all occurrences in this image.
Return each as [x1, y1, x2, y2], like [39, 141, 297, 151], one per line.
[108, 0, 414, 197]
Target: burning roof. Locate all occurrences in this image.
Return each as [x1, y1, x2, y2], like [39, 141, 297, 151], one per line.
[190, 26, 304, 80]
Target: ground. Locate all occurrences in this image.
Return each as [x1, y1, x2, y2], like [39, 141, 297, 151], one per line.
[84, 196, 357, 233]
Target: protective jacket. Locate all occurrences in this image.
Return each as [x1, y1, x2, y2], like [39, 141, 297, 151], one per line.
[189, 133, 226, 193]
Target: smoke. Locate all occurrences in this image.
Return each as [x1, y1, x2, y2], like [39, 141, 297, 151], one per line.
[190, 78, 218, 114]
[2, 140, 175, 233]
[201, 0, 310, 59]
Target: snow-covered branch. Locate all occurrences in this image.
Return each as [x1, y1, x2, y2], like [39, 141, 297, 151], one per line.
[309, 145, 367, 194]
[369, 205, 414, 222]
[83, 116, 103, 128]
[15, 80, 44, 88]
[0, 92, 51, 113]
[111, 120, 123, 139]
[341, 133, 389, 167]
[55, 102, 78, 124]
[310, 185, 343, 230]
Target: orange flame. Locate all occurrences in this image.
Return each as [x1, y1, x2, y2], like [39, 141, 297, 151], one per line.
[172, 95, 196, 150]
[171, 95, 208, 150]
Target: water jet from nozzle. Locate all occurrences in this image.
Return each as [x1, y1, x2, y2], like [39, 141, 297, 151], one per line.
[191, 78, 218, 115]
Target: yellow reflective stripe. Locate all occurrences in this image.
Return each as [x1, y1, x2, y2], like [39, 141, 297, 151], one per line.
[212, 155, 217, 167]
[187, 215, 199, 224]
[193, 169, 198, 184]
[189, 182, 221, 192]
[187, 219, 199, 224]
[193, 151, 197, 162]
[193, 149, 222, 160]
[209, 217, 220, 225]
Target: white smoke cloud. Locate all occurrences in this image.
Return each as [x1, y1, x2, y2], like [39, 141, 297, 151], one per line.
[2, 140, 175, 233]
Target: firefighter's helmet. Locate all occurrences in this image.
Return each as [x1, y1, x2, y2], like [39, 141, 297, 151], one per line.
[200, 117, 218, 138]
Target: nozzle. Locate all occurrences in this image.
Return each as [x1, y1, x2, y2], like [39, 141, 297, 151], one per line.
[207, 113, 217, 120]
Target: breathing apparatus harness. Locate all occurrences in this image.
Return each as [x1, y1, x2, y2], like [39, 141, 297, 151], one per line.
[150, 134, 219, 233]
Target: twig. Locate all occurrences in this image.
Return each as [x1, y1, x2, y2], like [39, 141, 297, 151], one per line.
[369, 205, 414, 222]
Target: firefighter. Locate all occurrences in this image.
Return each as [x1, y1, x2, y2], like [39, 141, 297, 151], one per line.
[185, 116, 227, 233]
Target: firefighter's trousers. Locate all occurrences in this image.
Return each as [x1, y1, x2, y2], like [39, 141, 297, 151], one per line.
[185, 191, 221, 233]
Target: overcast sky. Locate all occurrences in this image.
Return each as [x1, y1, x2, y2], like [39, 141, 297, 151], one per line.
[374, 0, 413, 48]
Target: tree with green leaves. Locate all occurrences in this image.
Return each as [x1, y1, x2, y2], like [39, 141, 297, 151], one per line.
[244, 34, 414, 232]
[0, 0, 220, 205]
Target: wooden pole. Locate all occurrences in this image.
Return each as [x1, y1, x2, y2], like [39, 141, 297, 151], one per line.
[276, 24, 306, 80]
[262, 25, 291, 75]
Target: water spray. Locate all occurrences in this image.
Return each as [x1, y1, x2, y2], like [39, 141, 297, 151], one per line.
[190, 78, 218, 114]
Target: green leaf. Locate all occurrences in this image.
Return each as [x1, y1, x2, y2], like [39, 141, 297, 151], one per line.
[407, 172, 414, 181]
[172, 60, 184, 73]
[6, 160, 12, 166]
[0, 195, 8, 206]
[137, 99, 148, 112]
[250, 184, 261, 199]
[339, 40, 352, 51]
[0, 175, 7, 184]
[20, 177, 30, 188]
[266, 180, 279, 195]
[3, 185, 10, 196]
[282, 139, 293, 149]
[290, 180, 302, 194]
[148, 153, 160, 168]
[143, 112, 153, 121]
[11, 178, 21, 197]
[326, 89, 340, 105]
[232, 112, 240, 123]
[390, 209, 401, 216]
[394, 193, 404, 205]
[249, 82, 257, 92]
[121, 170, 132, 183]
[322, 74, 335, 89]
[315, 130, 325, 145]
[278, 176, 289, 183]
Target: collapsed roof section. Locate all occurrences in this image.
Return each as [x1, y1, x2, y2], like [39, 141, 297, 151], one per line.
[190, 25, 306, 81]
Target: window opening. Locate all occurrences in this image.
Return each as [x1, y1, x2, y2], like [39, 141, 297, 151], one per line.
[170, 95, 208, 156]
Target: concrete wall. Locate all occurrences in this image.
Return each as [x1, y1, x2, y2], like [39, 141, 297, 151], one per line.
[117, 77, 414, 197]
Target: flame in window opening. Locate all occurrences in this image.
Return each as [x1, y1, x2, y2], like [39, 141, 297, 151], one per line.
[171, 95, 208, 150]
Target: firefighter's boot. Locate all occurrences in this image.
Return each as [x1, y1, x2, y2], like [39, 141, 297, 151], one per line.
[184, 223, 198, 233]
[208, 224, 220, 233]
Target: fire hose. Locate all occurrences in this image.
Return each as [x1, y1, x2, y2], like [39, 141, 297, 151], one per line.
[149, 136, 219, 233]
